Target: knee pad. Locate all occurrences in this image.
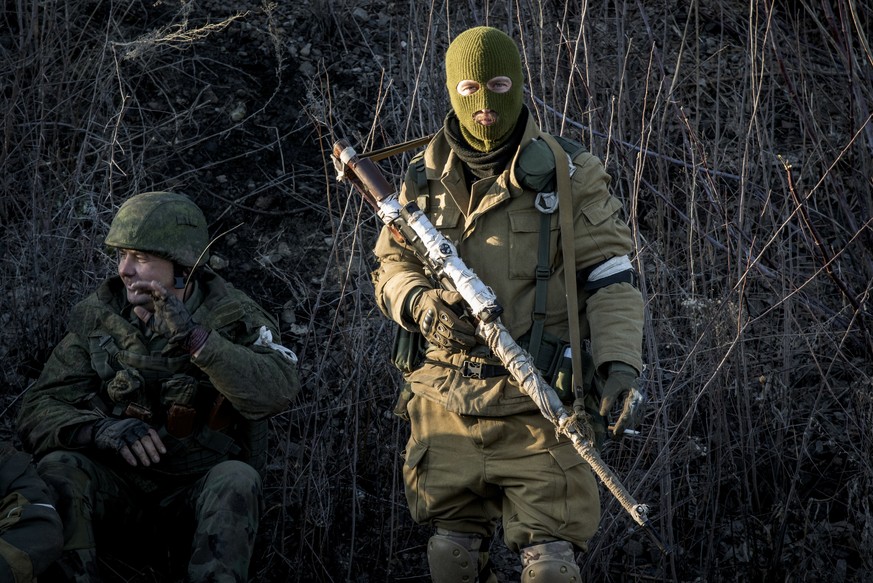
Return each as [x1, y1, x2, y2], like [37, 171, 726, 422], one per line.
[427, 529, 483, 583]
[520, 541, 581, 582]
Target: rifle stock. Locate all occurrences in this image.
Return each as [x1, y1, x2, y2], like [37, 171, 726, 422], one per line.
[332, 138, 670, 556]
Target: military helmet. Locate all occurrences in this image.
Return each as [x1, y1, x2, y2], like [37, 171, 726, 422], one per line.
[105, 191, 210, 267]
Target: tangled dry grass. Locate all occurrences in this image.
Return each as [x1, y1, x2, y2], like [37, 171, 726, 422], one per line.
[1, 0, 871, 581]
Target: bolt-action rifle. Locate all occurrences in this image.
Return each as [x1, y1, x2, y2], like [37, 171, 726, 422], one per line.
[332, 138, 670, 556]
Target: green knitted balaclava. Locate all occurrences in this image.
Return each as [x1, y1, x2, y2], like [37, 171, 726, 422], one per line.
[445, 26, 524, 152]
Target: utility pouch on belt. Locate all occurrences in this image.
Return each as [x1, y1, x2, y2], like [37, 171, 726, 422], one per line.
[124, 402, 154, 422]
[390, 326, 425, 421]
[391, 326, 427, 373]
[207, 395, 237, 432]
[163, 374, 199, 438]
[106, 369, 155, 422]
[167, 403, 197, 438]
[521, 332, 594, 404]
[550, 345, 595, 403]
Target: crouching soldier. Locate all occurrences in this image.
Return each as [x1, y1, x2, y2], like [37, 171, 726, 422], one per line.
[17, 192, 300, 582]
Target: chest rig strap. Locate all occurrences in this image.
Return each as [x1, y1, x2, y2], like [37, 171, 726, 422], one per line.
[528, 191, 558, 366]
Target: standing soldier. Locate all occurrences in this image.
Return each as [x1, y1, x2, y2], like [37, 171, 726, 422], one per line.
[371, 27, 645, 581]
[17, 191, 300, 582]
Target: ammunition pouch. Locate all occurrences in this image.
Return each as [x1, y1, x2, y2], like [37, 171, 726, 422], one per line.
[389, 325, 428, 421]
[161, 374, 198, 405]
[162, 374, 200, 438]
[520, 330, 594, 404]
[106, 369, 144, 403]
[207, 395, 236, 432]
[106, 369, 154, 421]
[166, 403, 197, 438]
[123, 402, 154, 422]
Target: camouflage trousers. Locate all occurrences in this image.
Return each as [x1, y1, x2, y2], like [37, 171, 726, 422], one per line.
[36, 451, 262, 582]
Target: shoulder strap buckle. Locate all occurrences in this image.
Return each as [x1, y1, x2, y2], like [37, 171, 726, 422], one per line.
[535, 191, 559, 214]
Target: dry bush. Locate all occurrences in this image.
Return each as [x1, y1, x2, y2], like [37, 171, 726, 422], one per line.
[2, 0, 872, 581]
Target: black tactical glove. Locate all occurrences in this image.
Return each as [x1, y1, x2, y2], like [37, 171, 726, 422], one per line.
[132, 280, 210, 354]
[599, 362, 645, 438]
[408, 288, 477, 351]
[92, 418, 151, 453]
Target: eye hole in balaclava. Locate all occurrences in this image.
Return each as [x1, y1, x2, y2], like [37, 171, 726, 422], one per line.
[445, 27, 524, 153]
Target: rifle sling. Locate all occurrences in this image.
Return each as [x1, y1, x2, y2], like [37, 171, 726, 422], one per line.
[363, 133, 436, 163]
[541, 134, 586, 399]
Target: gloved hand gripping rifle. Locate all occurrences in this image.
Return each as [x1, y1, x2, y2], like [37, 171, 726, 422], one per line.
[332, 138, 670, 556]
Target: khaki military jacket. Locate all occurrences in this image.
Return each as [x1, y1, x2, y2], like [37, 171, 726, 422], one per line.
[372, 116, 644, 416]
[17, 270, 300, 477]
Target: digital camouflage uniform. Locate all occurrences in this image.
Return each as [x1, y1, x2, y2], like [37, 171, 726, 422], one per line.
[372, 29, 644, 580]
[0, 442, 63, 582]
[17, 193, 300, 583]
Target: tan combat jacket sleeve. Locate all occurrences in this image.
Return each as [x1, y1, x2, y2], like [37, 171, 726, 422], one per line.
[371, 167, 432, 329]
[570, 152, 644, 373]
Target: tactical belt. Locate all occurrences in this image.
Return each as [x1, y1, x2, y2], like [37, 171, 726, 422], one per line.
[424, 359, 511, 379]
[461, 360, 509, 379]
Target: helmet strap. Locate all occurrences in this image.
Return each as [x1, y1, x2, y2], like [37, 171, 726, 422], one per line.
[174, 264, 187, 289]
